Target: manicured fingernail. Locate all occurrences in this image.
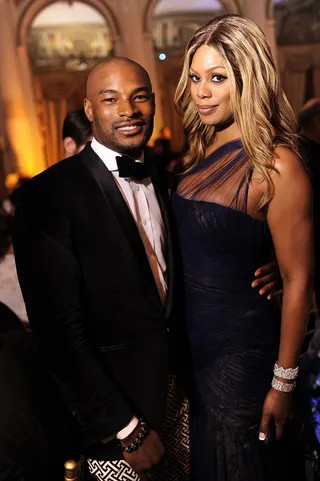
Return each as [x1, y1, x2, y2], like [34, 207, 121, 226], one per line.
[259, 433, 266, 441]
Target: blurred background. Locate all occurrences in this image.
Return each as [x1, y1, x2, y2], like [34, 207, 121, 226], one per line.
[0, 0, 319, 198]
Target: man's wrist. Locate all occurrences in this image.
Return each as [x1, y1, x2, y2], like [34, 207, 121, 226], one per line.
[101, 416, 139, 444]
[116, 416, 139, 440]
[119, 420, 148, 453]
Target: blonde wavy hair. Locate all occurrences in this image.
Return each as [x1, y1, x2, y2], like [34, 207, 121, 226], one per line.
[174, 14, 299, 208]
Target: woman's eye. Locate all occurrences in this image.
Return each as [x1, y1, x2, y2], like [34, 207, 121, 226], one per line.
[211, 74, 226, 83]
[189, 74, 200, 83]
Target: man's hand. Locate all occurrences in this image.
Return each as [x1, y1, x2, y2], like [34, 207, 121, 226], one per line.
[251, 261, 281, 300]
[121, 423, 164, 475]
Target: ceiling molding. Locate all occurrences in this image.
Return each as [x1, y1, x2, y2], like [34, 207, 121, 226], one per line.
[16, 0, 121, 47]
[218, 0, 241, 14]
[143, 0, 235, 33]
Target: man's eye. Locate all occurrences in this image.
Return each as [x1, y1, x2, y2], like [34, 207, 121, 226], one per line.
[134, 95, 148, 101]
[103, 98, 116, 103]
[189, 74, 200, 83]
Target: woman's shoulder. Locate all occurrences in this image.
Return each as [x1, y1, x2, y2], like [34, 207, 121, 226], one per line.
[272, 145, 308, 178]
[268, 145, 312, 202]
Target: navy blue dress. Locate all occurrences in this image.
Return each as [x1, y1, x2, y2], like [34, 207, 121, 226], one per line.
[172, 139, 284, 480]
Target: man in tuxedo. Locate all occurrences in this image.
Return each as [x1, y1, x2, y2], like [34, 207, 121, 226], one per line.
[13, 57, 276, 481]
[13, 57, 184, 481]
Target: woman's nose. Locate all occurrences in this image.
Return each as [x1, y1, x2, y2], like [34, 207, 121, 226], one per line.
[197, 83, 211, 99]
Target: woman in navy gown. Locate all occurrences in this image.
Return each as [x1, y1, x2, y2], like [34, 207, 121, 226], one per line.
[173, 15, 314, 480]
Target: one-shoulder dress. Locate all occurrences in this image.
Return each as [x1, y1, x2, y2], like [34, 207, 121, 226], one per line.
[172, 139, 286, 480]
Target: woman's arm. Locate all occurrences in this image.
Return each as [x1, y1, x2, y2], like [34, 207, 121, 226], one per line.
[259, 146, 314, 440]
[268, 146, 314, 368]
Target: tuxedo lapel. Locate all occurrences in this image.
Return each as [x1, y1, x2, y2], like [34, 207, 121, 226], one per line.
[148, 161, 175, 320]
[78, 144, 163, 314]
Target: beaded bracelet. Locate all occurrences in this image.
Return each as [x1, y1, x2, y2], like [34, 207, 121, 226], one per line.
[119, 420, 148, 453]
[271, 376, 296, 393]
[273, 362, 299, 380]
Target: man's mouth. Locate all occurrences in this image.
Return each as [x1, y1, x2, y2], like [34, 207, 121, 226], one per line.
[117, 125, 140, 131]
[115, 121, 145, 135]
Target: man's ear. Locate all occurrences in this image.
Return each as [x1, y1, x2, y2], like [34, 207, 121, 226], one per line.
[84, 98, 93, 122]
[63, 137, 77, 157]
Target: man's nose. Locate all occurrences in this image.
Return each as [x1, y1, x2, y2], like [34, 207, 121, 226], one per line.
[118, 100, 137, 117]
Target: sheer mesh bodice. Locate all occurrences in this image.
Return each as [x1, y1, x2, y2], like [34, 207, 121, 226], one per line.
[176, 139, 251, 214]
[172, 139, 285, 480]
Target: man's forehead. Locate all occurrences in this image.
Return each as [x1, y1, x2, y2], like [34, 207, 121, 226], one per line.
[88, 64, 151, 96]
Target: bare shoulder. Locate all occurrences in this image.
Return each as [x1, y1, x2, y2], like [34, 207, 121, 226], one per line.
[270, 145, 312, 206]
[272, 145, 308, 178]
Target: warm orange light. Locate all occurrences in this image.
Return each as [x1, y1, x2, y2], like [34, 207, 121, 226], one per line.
[161, 126, 171, 139]
[5, 105, 46, 180]
[5, 173, 20, 189]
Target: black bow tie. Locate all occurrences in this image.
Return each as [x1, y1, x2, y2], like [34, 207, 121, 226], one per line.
[116, 155, 150, 180]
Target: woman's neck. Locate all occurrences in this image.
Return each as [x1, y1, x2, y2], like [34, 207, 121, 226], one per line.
[206, 122, 241, 157]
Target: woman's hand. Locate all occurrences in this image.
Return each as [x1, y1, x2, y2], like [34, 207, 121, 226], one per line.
[259, 387, 292, 441]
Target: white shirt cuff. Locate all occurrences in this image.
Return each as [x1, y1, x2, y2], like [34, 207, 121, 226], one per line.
[116, 416, 139, 440]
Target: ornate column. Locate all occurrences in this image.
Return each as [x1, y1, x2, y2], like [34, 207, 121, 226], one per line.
[240, 0, 266, 29]
[112, 0, 164, 139]
[239, 0, 278, 66]
[0, 0, 46, 179]
[264, 17, 278, 67]
[16, 45, 46, 170]
[313, 47, 320, 98]
[152, 19, 162, 49]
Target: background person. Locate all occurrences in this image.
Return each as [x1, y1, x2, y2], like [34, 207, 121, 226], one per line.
[62, 107, 93, 158]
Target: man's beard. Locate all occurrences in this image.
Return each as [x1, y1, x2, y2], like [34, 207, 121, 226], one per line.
[93, 116, 154, 157]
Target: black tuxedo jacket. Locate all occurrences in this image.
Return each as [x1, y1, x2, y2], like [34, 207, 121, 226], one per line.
[13, 144, 177, 460]
[0, 330, 80, 480]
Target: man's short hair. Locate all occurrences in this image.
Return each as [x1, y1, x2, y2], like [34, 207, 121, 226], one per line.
[62, 108, 92, 147]
[298, 98, 320, 130]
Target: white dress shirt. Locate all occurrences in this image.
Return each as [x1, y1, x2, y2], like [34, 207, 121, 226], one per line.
[91, 137, 167, 440]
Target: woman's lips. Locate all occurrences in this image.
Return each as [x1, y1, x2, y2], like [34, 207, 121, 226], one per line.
[197, 105, 218, 116]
